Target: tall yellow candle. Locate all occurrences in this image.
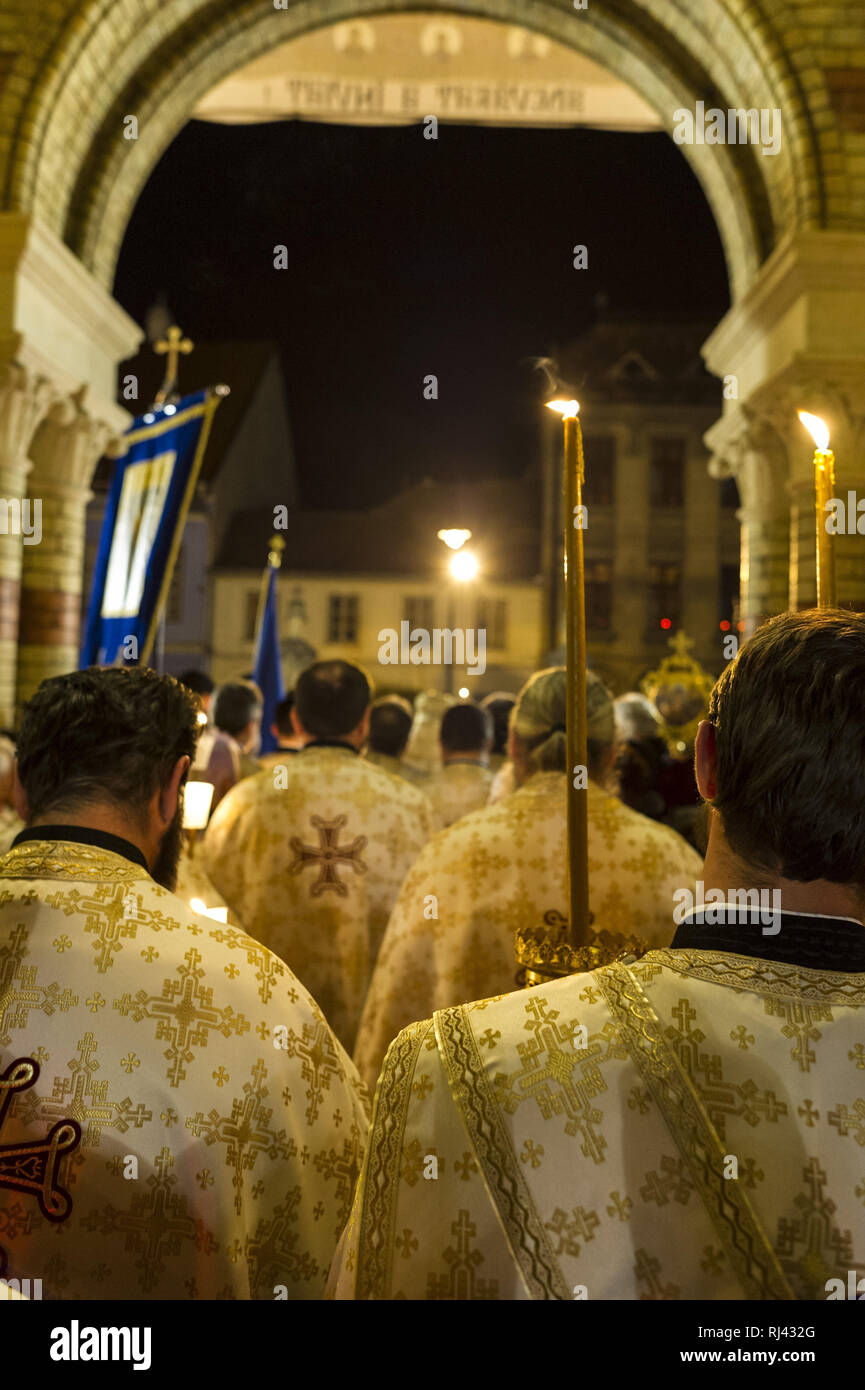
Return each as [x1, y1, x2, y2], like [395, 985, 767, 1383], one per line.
[547, 398, 590, 949]
[798, 411, 837, 608]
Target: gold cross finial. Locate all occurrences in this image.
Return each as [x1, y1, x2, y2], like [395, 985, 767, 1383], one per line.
[669, 630, 694, 657]
[153, 325, 193, 404]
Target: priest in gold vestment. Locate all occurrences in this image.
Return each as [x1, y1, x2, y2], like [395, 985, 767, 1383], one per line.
[204, 661, 432, 1053]
[354, 668, 701, 1086]
[423, 701, 494, 831]
[0, 668, 368, 1300]
[333, 612, 865, 1299]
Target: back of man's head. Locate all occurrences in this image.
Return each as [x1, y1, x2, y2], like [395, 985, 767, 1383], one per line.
[440, 701, 493, 754]
[295, 661, 372, 738]
[178, 669, 215, 699]
[369, 697, 413, 756]
[480, 692, 517, 757]
[707, 609, 865, 888]
[213, 682, 262, 738]
[16, 667, 199, 826]
[274, 692, 295, 737]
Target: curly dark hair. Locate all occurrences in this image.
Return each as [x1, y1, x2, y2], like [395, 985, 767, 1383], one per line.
[708, 608, 865, 887]
[16, 666, 201, 825]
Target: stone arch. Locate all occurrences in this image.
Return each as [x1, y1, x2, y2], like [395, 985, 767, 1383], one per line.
[0, 0, 829, 300]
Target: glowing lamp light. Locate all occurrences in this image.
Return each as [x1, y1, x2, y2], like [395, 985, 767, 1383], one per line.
[437, 528, 472, 551]
[545, 398, 580, 419]
[737, 621, 746, 632]
[798, 411, 830, 452]
[163, 403, 177, 416]
[196, 709, 208, 726]
[449, 549, 479, 582]
[719, 620, 731, 631]
[660, 618, 672, 630]
[142, 413, 156, 424]
[458, 687, 469, 699]
[183, 781, 214, 830]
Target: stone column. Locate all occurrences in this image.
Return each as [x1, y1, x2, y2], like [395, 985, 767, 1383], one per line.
[0, 364, 58, 725]
[16, 390, 116, 706]
[705, 411, 790, 637]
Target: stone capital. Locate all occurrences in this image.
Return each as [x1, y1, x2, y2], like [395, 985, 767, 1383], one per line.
[703, 404, 789, 519]
[0, 362, 60, 478]
[29, 386, 115, 496]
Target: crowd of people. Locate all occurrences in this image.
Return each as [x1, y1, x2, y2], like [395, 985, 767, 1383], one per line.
[0, 609, 862, 1300]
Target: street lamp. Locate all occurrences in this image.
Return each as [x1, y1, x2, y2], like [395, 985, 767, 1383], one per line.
[437, 528, 478, 694]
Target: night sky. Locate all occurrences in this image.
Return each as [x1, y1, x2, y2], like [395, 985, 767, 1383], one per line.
[115, 118, 730, 510]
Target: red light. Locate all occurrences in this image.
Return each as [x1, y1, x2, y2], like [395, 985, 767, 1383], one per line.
[737, 621, 746, 631]
[720, 620, 731, 631]
[660, 618, 671, 630]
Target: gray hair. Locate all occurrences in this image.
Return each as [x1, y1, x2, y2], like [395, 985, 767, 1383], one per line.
[511, 667, 614, 780]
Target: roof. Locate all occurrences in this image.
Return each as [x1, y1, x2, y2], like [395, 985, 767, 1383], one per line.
[215, 475, 542, 580]
[558, 314, 720, 406]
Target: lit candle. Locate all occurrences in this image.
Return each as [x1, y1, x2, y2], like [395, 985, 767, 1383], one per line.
[798, 411, 836, 607]
[546, 398, 589, 948]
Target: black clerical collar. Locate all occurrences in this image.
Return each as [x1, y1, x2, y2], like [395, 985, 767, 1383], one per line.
[301, 739, 359, 755]
[672, 906, 865, 973]
[11, 825, 150, 872]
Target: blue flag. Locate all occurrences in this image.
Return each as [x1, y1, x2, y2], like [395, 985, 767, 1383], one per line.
[253, 566, 285, 754]
[81, 389, 221, 668]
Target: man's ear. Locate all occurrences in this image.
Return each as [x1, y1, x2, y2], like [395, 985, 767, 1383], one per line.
[158, 755, 190, 829]
[12, 763, 29, 822]
[358, 708, 371, 740]
[694, 720, 717, 801]
[507, 727, 517, 762]
[290, 708, 307, 740]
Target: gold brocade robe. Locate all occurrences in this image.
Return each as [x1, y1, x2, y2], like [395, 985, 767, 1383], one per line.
[332, 950, 865, 1300]
[353, 771, 702, 1087]
[0, 840, 369, 1300]
[424, 762, 494, 831]
[202, 747, 432, 1052]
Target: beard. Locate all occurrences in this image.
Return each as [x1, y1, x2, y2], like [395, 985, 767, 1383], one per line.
[151, 799, 185, 891]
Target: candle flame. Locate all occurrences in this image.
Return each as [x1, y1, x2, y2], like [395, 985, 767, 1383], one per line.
[546, 398, 580, 419]
[798, 411, 830, 452]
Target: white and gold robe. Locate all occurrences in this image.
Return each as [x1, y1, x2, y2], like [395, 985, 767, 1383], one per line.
[0, 838, 369, 1300]
[354, 771, 701, 1086]
[203, 746, 432, 1053]
[424, 762, 493, 830]
[333, 949, 865, 1299]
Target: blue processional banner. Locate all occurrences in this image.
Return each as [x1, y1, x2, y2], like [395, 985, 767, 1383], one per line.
[81, 389, 222, 669]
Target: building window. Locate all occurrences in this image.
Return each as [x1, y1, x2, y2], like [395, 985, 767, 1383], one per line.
[165, 548, 184, 625]
[586, 561, 613, 632]
[581, 436, 616, 507]
[649, 438, 685, 507]
[245, 590, 260, 642]
[720, 476, 740, 509]
[647, 563, 681, 632]
[475, 597, 507, 651]
[404, 595, 435, 633]
[328, 594, 359, 644]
